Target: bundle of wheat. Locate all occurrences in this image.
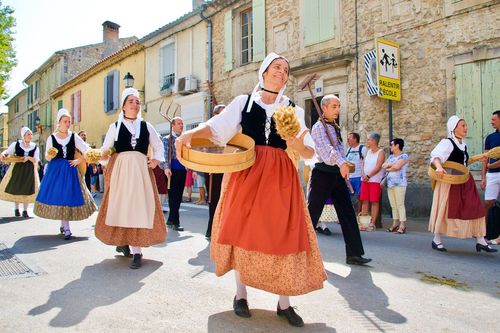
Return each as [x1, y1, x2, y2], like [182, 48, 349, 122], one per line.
[468, 146, 500, 164]
[47, 147, 58, 159]
[273, 106, 301, 140]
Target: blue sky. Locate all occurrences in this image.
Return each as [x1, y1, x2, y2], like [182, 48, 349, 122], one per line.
[1, 0, 194, 111]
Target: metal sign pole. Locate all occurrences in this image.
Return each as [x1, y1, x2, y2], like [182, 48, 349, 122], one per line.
[388, 99, 393, 142]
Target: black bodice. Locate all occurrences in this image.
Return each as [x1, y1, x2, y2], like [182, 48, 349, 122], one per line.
[51, 133, 75, 160]
[114, 121, 149, 155]
[240, 95, 296, 150]
[447, 138, 469, 165]
[15, 141, 36, 157]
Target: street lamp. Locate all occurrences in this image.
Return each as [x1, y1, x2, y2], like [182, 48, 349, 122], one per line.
[34, 115, 43, 134]
[123, 72, 135, 88]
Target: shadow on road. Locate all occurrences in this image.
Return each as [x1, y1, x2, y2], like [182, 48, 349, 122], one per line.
[27, 258, 162, 327]
[10, 234, 89, 254]
[326, 268, 406, 331]
[188, 243, 214, 276]
[0, 216, 33, 224]
[207, 310, 336, 333]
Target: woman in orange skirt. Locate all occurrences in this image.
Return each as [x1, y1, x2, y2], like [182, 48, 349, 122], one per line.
[95, 88, 166, 269]
[429, 115, 496, 253]
[175, 53, 326, 327]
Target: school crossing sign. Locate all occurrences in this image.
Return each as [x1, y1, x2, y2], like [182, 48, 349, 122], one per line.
[376, 38, 401, 101]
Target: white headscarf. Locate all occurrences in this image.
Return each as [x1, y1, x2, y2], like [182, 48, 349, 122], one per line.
[57, 108, 71, 123]
[446, 115, 464, 145]
[20, 126, 32, 138]
[115, 88, 142, 140]
[245, 52, 290, 113]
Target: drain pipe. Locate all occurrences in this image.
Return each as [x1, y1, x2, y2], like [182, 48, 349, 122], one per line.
[200, 5, 213, 118]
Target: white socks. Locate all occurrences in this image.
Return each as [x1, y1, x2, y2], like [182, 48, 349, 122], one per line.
[319, 222, 327, 230]
[235, 271, 248, 300]
[476, 237, 488, 246]
[278, 296, 290, 309]
[433, 233, 442, 245]
[131, 246, 142, 255]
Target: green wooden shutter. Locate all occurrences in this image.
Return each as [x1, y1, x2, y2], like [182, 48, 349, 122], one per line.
[113, 70, 119, 111]
[481, 59, 500, 141]
[252, 0, 266, 62]
[57, 100, 63, 110]
[318, 0, 335, 42]
[304, 0, 319, 46]
[455, 63, 483, 168]
[224, 10, 233, 72]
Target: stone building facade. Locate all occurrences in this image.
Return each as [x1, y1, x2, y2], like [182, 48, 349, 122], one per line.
[6, 88, 27, 145]
[207, 0, 500, 215]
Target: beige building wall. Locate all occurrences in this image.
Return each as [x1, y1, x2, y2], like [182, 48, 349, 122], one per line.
[143, 15, 208, 135]
[52, 50, 145, 148]
[0, 113, 9, 149]
[6, 89, 28, 144]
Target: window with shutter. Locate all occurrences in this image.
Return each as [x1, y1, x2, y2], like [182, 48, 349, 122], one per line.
[160, 43, 176, 91]
[303, 0, 337, 46]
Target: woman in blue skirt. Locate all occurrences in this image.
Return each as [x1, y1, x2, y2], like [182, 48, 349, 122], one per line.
[34, 109, 97, 240]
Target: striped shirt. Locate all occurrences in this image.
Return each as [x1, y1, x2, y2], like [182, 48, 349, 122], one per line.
[311, 121, 347, 167]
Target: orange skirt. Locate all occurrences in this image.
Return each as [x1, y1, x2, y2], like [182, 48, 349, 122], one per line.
[95, 153, 166, 247]
[211, 146, 326, 295]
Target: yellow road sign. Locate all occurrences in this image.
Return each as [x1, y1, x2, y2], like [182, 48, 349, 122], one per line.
[376, 38, 401, 101]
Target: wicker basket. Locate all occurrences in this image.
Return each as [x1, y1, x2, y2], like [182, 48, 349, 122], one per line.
[179, 133, 255, 173]
[427, 160, 469, 185]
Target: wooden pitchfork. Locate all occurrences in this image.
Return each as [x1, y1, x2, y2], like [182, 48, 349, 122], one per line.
[298, 74, 355, 194]
[159, 99, 181, 190]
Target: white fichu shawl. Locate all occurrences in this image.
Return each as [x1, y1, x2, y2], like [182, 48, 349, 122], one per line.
[245, 52, 290, 113]
[115, 88, 142, 140]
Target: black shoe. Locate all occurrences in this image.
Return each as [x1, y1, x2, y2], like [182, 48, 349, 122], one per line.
[130, 254, 142, 269]
[315, 226, 324, 234]
[63, 230, 72, 240]
[59, 226, 64, 234]
[346, 256, 372, 265]
[173, 225, 184, 231]
[476, 243, 498, 253]
[323, 227, 332, 236]
[22, 211, 29, 218]
[233, 296, 251, 318]
[166, 220, 174, 226]
[116, 246, 132, 257]
[277, 304, 304, 327]
[14, 209, 20, 217]
[432, 241, 447, 252]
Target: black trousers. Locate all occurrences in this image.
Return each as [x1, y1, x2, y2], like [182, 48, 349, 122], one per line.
[206, 173, 223, 237]
[167, 168, 186, 225]
[307, 168, 365, 257]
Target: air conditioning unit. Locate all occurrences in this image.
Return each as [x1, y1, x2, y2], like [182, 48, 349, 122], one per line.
[177, 75, 198, 95]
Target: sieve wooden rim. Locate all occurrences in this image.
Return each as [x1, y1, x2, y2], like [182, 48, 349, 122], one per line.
[179, 132, 256, 173]
[427, 160, 469, 185]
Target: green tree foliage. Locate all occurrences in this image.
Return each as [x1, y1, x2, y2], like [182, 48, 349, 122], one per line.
[0, 1, 16, 100]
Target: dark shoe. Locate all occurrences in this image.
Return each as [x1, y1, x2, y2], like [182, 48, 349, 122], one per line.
[116, 246, 132, 257]
[233, 296, 251, 318]
[22, 211, 29, 218]
[323, 227, 332, 236]
[277, 304, 304, 327]
[476, 243, 498, 253]
[14, 209, 20, 217]
[346, 256, 372, 265]
[173, 225, 184, 231]
[63, 230, 72, 240]
[130, 253, 142, 269]
[59, 226, 64, 234]
[166, 220, 174, 226]
[432, 241, 447, 252]
[315, 226, 324, 234]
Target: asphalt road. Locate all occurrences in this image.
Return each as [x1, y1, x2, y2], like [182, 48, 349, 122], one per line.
[0, 195, 498, 332]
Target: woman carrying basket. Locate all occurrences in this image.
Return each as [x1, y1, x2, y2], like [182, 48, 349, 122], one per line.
[429, 116, 496, 253]
[174, 53, 326, 327]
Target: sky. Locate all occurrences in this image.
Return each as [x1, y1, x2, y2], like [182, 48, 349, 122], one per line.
[1, 0, 194, 112]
